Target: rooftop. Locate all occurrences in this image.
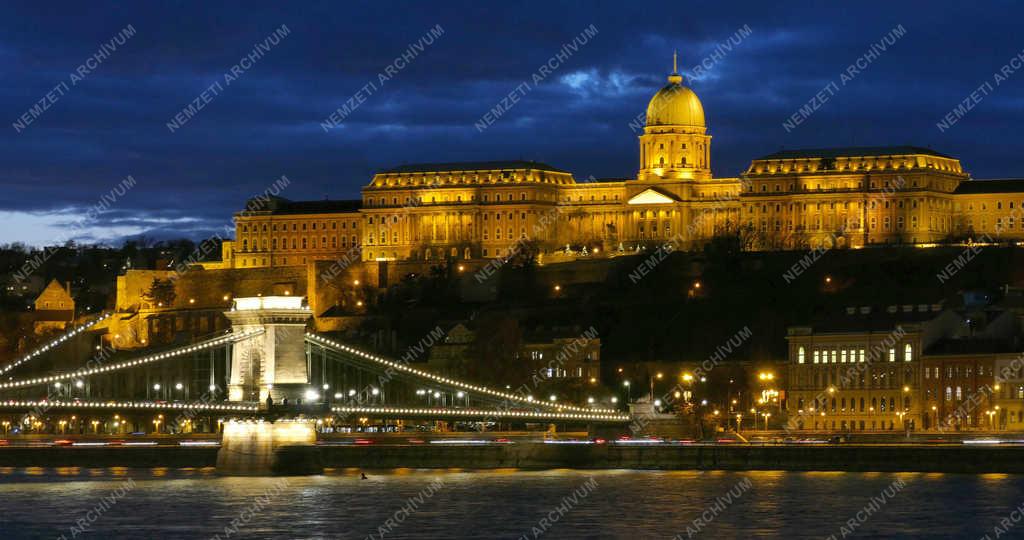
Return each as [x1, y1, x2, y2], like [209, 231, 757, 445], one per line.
[240, 196, 361, 215]
[377, 160, 569, 174]
[793, 304, 947, 334]
[925, 338, 1020, 356]
[754, 146, 954, 161]
[953, 178, 1024, 195]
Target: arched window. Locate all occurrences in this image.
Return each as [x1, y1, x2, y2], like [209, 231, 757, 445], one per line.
[888, 348, 896, 362]
[813, 350, 819, 364]
[904, 344, 913, 362]
[798, 347, 805, 364]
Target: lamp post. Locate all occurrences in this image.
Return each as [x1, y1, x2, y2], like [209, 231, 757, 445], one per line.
[650, 372, 663, 402]
[623, 380, 631, 403]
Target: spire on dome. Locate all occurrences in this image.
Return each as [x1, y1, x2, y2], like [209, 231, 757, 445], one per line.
[668, 51, 683, 85]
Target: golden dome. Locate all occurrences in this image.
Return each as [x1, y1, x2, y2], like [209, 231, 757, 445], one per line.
[645, 60, 705, 128]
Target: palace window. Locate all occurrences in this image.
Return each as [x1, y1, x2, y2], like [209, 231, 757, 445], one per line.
[798, 347, 806, 364]
[813, 350, 820, 364]
[904, 344, 913, 362]
[889, 348, 895, 362]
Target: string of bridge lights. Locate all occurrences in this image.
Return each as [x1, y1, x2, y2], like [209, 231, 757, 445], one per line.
[332, 406, 630, 422]
[0, 329, 264, 392]
[305, 333, 619, 415]
[0, 399, 257, 412]
[0, 312, 112, 375]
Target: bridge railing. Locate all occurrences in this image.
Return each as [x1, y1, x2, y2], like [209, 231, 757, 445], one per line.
[0, 329, 264, 393]
[306, 333, 619, 415]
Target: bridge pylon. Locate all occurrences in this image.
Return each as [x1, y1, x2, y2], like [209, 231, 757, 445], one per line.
[224, 296, 313, 404]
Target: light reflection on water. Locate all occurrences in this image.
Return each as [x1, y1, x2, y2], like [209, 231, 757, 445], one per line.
[0, 468, 1020, 539]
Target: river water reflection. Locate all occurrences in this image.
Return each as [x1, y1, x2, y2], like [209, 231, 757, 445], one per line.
[0, 467, 1020, 538]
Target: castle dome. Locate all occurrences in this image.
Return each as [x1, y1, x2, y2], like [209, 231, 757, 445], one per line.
[645, 55, 705, 128]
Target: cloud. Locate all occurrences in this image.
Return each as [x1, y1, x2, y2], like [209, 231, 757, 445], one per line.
[1, 1, 1023, 248]
[0, 207, 207, 248]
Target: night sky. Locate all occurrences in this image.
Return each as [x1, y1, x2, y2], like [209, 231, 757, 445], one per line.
[2, 1, 1023, 246]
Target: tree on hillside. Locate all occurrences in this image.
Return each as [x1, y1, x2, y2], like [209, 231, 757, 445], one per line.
[142, 278, 176, 308]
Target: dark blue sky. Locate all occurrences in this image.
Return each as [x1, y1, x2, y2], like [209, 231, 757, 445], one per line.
[2, 0, 1023, 246]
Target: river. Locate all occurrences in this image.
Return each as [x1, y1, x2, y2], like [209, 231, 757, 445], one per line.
[0, 467, 1018, 538]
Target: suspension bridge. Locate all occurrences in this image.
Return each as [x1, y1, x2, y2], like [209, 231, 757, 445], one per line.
[0, 296, 629, 437]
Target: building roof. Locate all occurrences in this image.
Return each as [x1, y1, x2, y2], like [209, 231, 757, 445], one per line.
[793, 304, 946, 334]
[953, 178, 1024, 195]
[34, 279, 73, 311]
[925, 338, 1020, 356]
[587, 178, 630, 183]
[378, 160, 568, 174]
[241, 196, 361, 216]
[754, 146, 954, 161]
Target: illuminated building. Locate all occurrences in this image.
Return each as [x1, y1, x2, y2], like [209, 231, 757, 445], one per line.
[33, 279, 75, 334]
[786, 302, 1024, 432]
[920, 342, 1003, 430]
[229, 196, 362, 269]
[214, 55, 1024, 269]
[784, 305, 954, 431]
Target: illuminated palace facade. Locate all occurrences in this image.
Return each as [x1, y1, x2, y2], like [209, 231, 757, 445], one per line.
[228, 65, 1024, 268]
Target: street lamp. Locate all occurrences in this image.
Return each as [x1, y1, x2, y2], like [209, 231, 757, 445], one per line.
[650, 372, 663, 400]
[623, 380, 631, 403]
